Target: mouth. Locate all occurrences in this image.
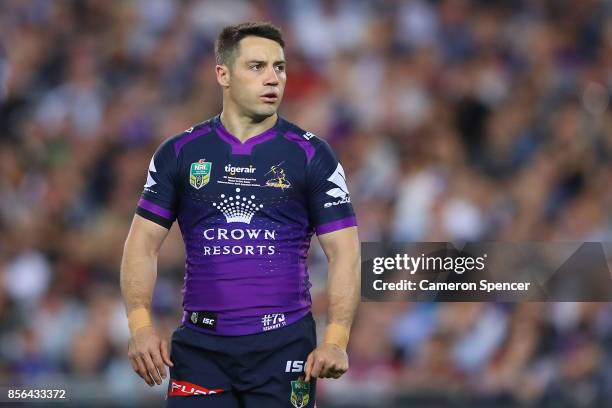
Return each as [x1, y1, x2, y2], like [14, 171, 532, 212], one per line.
[260, 92, 279, 103]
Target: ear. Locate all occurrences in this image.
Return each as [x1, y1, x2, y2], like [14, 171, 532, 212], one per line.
[216, 64, 230, 88]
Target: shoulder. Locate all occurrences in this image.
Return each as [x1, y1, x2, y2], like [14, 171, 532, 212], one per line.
[157, 118, 216, 159]
[277, 117, 333, 164]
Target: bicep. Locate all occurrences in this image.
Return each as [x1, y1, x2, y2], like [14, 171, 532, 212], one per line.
[124, 214, 171, 256]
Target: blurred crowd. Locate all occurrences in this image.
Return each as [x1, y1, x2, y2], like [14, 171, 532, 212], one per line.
[1, 0, 612, 406]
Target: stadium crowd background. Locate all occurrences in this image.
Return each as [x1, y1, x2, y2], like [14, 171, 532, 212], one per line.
[1, 0, 612, 406]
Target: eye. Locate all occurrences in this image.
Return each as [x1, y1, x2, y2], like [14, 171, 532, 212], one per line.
[250, 64, 262, 71]
[275, 65, 285, 72]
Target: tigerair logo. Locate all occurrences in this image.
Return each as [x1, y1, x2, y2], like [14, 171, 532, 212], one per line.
[225, 164, 256, 176]
[212, 188, 263, 224]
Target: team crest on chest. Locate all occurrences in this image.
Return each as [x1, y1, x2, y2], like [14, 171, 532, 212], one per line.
[190, 159, 212, 189]
[265, 162, 291, 190]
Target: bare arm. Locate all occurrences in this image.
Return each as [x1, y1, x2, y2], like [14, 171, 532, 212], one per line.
[120, 214, 170, 314]
[319, 226, 361, 335]
[305, 226, 360, 381]
[120, 214, 173, 387]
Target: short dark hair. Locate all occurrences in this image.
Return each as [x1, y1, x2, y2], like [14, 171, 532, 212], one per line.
[215, 22, 285, 67]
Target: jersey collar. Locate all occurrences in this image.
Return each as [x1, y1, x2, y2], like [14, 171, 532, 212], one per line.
[214, 114, 280, 155]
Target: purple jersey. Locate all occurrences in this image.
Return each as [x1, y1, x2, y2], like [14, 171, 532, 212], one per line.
[136, 115, 357, 335]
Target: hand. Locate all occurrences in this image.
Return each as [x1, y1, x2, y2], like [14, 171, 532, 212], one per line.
[304, 343, 348, 382]
[127, 325, 173, 386]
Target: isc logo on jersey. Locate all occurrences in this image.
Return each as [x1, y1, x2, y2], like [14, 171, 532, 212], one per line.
[324, 163, 351, 208]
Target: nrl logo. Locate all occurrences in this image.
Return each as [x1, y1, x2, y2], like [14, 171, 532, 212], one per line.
[190, 159, 212, 189]
[290, 378, 310, 408]
[265, 162, 291, 190]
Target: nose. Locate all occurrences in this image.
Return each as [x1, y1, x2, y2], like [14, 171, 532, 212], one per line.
[264, 66, 279, 86]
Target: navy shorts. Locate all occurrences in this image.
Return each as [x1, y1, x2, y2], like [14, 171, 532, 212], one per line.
[166, 313, 317, 408]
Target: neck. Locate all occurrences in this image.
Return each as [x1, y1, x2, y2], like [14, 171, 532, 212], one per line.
[219, 105, 278, 143]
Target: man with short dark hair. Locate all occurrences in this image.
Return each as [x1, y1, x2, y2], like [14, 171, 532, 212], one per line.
[120, 22, 360, 408]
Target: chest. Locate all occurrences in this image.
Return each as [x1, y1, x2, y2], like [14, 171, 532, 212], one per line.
[178, 152, 306, 204]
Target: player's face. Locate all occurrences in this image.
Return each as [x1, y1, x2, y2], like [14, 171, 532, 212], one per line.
[227, 36, 286, 119]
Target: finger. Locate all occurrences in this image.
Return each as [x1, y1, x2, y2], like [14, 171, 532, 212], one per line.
[134, 355, 154, 386]
[161, 340, 174, 367]
[328, 366, 344, 379]
[311, 357, 326, 379]
[130, 357, 151, 385]
[142, 352, 163, 385]
[130, 353, 144, 376]
[327, 361, 346, 378]
[322, 363, 337, 378]
[128, 356, 140, 373]
[150, 348, 167, 380]
[304, 353, 314, 382]
[320, 363, 334, 378]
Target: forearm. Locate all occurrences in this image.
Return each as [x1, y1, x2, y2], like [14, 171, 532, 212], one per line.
[326, 255, 360, 327]
[324, 249, 360, 350]
[121, 216, 172, 386]
[120, 239, 158, 315]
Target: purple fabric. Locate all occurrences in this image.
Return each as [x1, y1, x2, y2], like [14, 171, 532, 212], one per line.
[315, 216, 357, 235]
[173, 126, 211, 157]
[298, 232, 313, 308]
[216, 122, 277, 155]
[176, 197, 314, 335]
[138, 198, 173, 219]
[283, 131, 315, 164]
[181, 306, 310, 336]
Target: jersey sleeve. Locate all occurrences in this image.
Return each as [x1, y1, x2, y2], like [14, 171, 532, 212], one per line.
[306, 140, 357, 235]
[135, 139, 179, 229]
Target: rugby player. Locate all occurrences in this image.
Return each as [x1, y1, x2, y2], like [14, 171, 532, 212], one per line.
[120, 22, 360, 408]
